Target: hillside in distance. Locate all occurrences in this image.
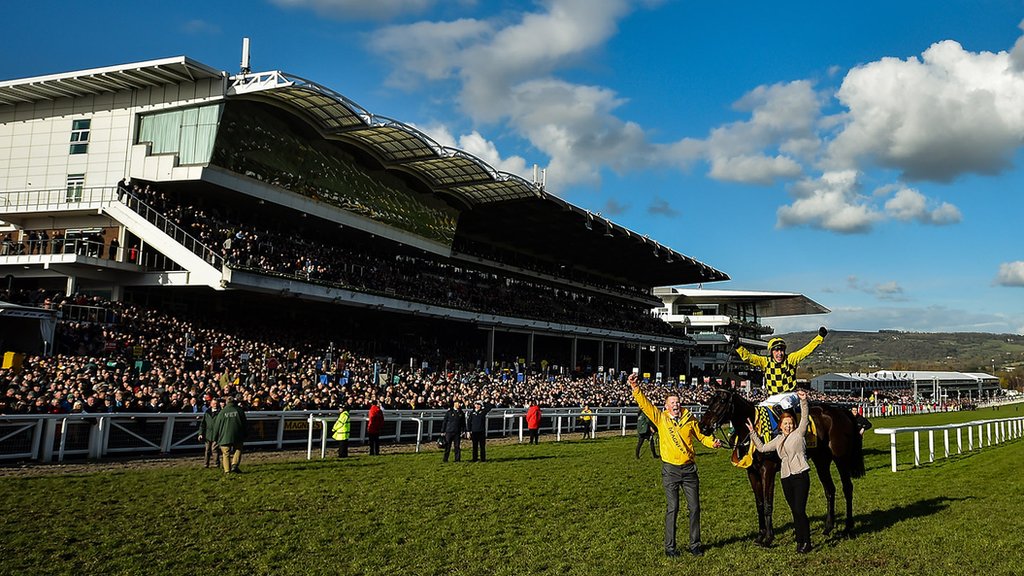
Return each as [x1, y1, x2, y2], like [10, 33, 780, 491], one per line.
[776, 330, 1024, 377]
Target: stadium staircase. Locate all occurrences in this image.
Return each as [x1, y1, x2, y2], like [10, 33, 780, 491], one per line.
[103, 195, 225, 290]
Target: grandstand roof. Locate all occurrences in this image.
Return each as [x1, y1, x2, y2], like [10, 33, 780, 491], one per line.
[652, 287, 829, 317]
[228, 70, 728, 287]
[0, 57, 224, 105]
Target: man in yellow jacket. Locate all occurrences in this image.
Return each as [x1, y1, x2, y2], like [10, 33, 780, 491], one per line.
[629, 373, 721, 558]
[332, 403, 351, 458]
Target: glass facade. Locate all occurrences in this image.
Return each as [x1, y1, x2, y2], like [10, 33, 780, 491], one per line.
[210, 100, 459, 246]
[137, 104, 222, 165]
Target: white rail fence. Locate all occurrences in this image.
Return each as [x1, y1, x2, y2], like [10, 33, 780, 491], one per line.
[0, 406, 657, 463]
[873, 416, 1024, 472]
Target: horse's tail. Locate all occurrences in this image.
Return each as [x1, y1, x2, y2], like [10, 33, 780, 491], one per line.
[846, 411, 866, 478]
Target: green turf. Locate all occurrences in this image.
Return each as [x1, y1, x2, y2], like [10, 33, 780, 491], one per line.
[2, 406, 1023, 576]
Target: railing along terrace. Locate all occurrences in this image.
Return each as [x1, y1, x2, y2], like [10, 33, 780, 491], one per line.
[120, 192, 224, 269]
[0, 186, 117, 209]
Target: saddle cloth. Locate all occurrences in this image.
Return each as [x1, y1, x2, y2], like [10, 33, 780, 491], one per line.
[731, 406, 817, 469]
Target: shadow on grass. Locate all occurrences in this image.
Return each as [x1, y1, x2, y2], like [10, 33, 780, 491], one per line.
[850, 495, 969, 537]
[705, 496, 967, 551]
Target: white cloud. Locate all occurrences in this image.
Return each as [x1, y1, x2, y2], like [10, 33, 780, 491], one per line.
[416, 122, 530, 179]
[368, 0, 661, 190]
[996, 261, 1024, 287]
[360, 2, 1022, 236]
[845, 275, 908, 301]
[269, 0, 438, 20]
[883, 187, 962, 225]
[827, 39, 1024, 182]
[700, 81, 822, 185]
[776, 170, 882, 233]
[369, 18, 491, 85]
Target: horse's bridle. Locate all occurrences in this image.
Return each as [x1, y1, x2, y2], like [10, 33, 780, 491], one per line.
[702, 389, 747, 450]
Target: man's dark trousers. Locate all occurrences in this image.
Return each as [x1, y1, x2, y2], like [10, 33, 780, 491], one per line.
[662, 462, 701, 554]
[443, 432, 461, 462]
[471, 431, 487, 461]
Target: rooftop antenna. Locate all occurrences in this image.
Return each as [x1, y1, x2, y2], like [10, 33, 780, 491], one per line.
[240, 37, 252, 75]
[541, 168, 547, 190]
[532, 164, 539, 186]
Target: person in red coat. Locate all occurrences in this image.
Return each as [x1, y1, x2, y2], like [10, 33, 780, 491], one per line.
[525, 401, 542, 445]
[367, 400, 383, 455]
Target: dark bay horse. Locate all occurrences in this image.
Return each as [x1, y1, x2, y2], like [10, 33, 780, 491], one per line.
[698, 388, 865, 546]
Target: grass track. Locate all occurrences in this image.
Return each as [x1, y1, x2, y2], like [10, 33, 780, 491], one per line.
[2, 405, 1023, 576]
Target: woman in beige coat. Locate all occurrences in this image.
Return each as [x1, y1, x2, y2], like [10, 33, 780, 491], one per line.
[746, 389, 813, 553]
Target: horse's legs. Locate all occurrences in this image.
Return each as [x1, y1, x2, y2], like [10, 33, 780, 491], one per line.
[839, 467, 855, 537]
[747, 468, 767, 545]
[812, 453, 837, 536]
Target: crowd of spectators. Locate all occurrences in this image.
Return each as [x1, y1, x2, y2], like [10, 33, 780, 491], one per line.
[122, 183, 676, 337]
[0, 289, 983, 418]
[0, 292, 712, 416]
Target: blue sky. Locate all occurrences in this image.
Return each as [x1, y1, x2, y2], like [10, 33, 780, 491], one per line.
[3, 0, 1024, 334]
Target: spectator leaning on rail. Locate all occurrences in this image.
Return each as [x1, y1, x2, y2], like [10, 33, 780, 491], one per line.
[628, 372, 722, 558]
[734, 327, 827, 412]
[212, 396, 247, 474]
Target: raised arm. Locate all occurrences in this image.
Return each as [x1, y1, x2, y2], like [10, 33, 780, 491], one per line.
[795, 390, 810, 435]
[628, 373, 660, 423]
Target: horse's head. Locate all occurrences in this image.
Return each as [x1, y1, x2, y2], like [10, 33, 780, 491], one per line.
[698, 387, 735, 436]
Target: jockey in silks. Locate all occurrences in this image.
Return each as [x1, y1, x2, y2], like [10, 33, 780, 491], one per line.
[733, 327, 828, 412]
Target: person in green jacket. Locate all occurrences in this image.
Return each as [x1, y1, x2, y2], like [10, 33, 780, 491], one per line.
[212, 396, 248, 474]
[332, 403, 351, 458]
[636, 410, 658, 459]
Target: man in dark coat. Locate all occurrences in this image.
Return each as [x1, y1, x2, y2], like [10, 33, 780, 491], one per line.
[212, 396, 247, 474]
[466, 400, 492, 462]
[198, 397, 220, 468]
[440, 400, 466, 463]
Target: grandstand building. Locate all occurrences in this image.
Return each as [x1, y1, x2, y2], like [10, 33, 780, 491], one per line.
[652, 287, 829, 384]
[810, 370, 1001, 401]
[0, 55, 728, 376]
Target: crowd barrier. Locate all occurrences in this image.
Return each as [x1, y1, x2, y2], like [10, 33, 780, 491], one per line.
[873, 416, 1024, 472]
[0, 406, 677, 463]
[6, 399, 1019, 465]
